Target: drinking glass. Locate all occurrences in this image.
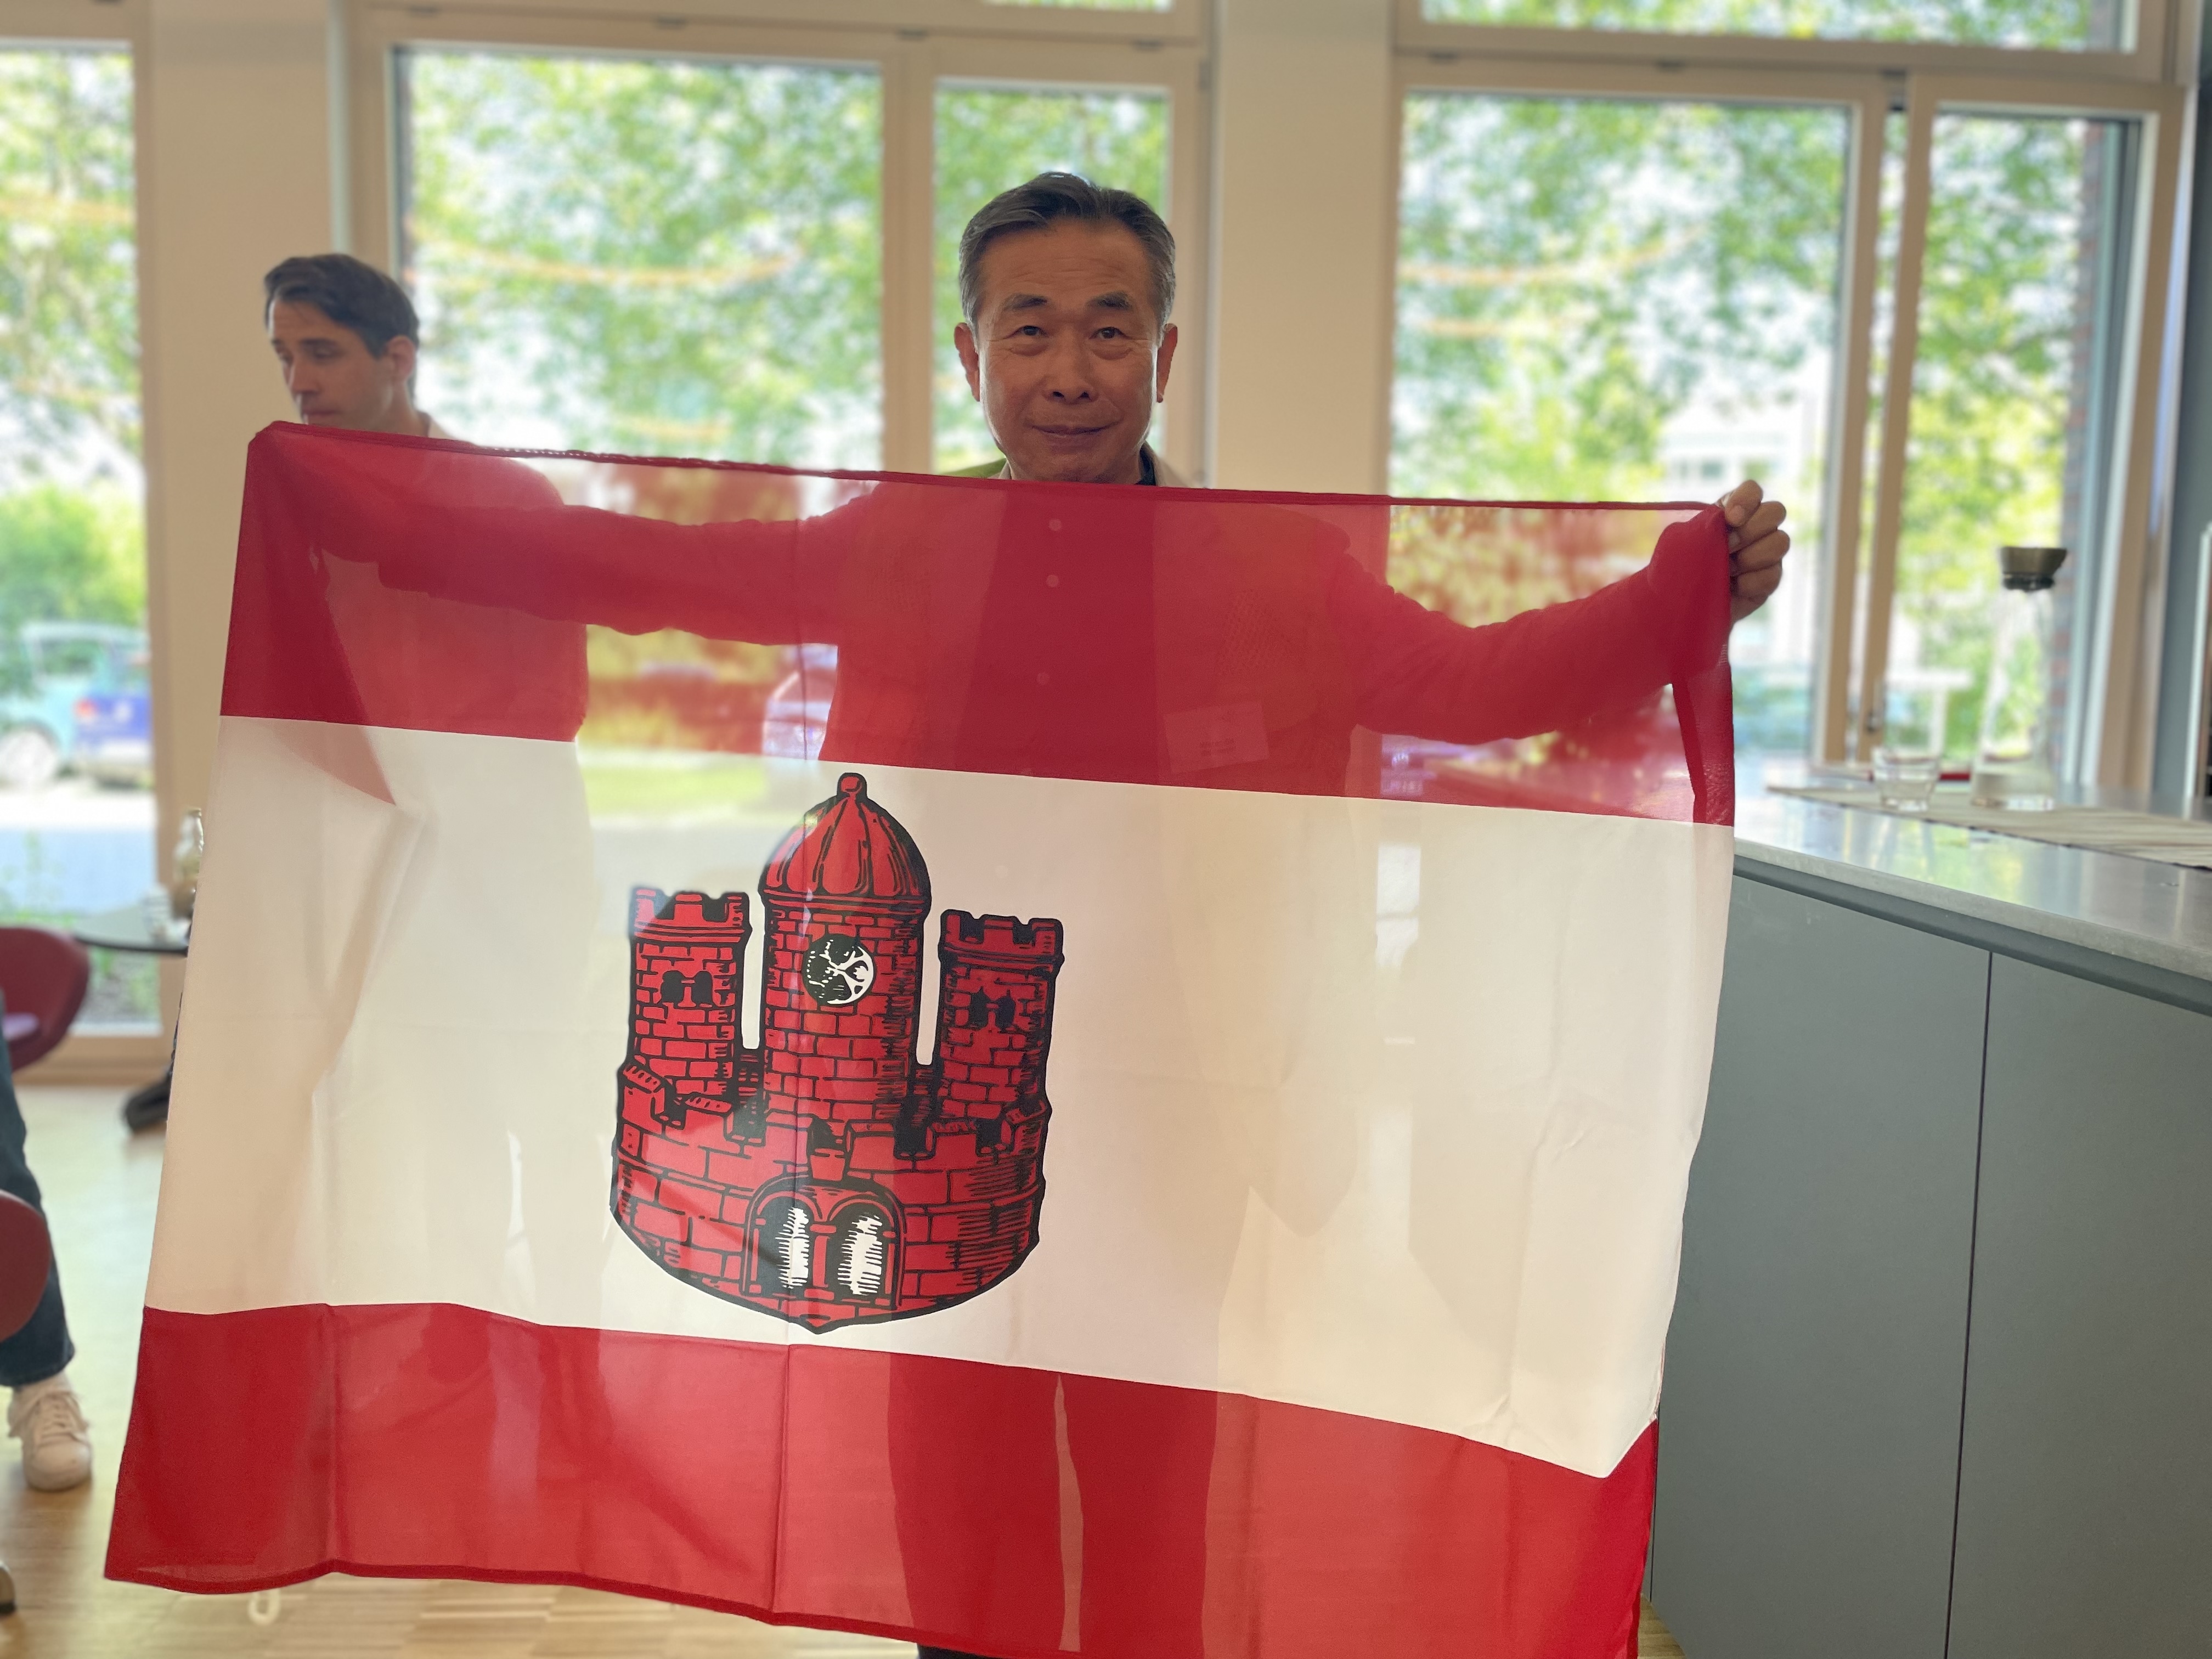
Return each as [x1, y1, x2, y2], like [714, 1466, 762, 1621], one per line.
[1873, 747, 1942, 812]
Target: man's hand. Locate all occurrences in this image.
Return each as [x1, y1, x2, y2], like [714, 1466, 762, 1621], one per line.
[1721, 480, 1790, 624]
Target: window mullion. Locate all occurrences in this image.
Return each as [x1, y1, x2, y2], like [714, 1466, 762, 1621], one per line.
[2085, 87, 2187, 785]
[1856, 76, 1937, 761]
[1813, 88, 1891, 765]
[881, 41, 936, 473]
[1160, 54, 1209, 485]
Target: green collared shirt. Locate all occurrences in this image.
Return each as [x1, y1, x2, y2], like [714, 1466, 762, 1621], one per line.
[949, 444, 1176, 486]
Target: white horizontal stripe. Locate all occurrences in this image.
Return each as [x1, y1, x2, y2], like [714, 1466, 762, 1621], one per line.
[154, 718, 1730, 1477]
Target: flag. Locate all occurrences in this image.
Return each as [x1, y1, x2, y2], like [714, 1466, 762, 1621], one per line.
[109, 423, 1735, 1659]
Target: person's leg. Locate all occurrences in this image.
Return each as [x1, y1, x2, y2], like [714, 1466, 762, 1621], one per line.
[0, 1022, 91, 1492]
[1062, 1373, 1215, 1658]
[889, 1359, 1062, 1656]
[0, 1031, 71, 1389]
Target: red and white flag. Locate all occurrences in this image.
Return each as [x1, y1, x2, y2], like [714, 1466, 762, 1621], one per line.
[110, 424, 1735, 1658]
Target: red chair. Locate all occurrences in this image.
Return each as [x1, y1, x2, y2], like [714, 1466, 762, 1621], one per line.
[0, 928, 91, 1074]
[0, 1189, 53, 1616]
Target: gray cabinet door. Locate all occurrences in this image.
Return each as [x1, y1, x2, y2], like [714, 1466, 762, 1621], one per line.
[1651, 876, 1989, 1659]
[1946, 960, 2212, 1658]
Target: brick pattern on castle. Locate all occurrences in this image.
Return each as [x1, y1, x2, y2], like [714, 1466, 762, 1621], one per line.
[611, 772, 1065, 1329]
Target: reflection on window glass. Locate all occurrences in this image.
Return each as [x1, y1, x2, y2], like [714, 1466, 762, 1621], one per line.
[934, 85, 1168, 473]
[0, 49, 159, 1032]
[1888, 114, 2132, 766]
[1394, 93, 1849, 759]
[402, 51, 883, 465]
[1421, 0, 2126, 50]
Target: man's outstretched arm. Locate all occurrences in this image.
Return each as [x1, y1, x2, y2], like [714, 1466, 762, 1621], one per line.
[287, 438, 859, 644]
[1342, 484, 1788, 745]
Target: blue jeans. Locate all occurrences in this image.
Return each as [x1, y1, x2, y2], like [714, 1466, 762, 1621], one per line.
[0, 1011, 72, 1387]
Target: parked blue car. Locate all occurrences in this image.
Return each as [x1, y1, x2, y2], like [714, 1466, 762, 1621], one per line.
[0, 622, 150, 789]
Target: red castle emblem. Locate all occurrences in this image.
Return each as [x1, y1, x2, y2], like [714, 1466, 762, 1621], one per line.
[611, 772, 1065, 1329]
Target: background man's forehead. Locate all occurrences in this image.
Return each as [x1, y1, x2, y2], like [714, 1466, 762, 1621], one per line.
[269, 300, 344, 332]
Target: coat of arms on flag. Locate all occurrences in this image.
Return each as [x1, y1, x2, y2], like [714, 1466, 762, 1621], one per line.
[108, 422, 1736, 1659]
[616, 772, 1064, 1328]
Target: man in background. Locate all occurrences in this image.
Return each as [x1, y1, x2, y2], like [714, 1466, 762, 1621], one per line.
[259, 253, 607, 1396]
[265, 253, 449, 439]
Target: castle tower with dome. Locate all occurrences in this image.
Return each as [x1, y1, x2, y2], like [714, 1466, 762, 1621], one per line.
[612, 772, 1065, 1329]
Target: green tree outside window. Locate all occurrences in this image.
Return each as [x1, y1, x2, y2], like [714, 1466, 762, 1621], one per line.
[404, 51, 885, 465]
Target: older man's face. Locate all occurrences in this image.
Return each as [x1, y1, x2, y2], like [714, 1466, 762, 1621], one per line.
[956, 221, 1177, 486]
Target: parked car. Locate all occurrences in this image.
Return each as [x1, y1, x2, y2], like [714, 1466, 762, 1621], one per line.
[760, 644, 836, 760]
[0, 623, 149, 790]
[72, 669, 152, 788]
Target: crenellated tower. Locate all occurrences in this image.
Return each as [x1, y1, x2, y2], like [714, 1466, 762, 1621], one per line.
[618, 888, 750, 1132]
[757, 773, 930, 1123]
[929, 913, 1064, 1147]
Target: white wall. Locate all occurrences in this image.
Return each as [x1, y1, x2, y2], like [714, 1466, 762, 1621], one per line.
[137, 0, 341, 861]
[1207, 0, 1395, 494]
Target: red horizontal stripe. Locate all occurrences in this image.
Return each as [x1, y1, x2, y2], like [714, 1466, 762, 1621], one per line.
[109, 1303, 1653, 1658]
[218, 423, 1732, 820]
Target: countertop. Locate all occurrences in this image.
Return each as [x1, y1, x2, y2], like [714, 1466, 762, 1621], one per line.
[1732, 776, 2212, 997]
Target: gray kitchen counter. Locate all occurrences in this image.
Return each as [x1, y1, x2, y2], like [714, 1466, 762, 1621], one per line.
[1650, 780, 2212, 1659]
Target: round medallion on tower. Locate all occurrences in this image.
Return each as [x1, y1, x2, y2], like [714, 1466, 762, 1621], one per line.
[760, 773, 930, 911]
[801, 933, 876, 1007]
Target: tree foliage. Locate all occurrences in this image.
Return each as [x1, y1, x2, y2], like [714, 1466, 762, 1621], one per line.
[0, 49, 141, 477]
[405, 51, 884, 465]
[1394, 94, 1847, 503]
[0, 483, 146, 630]
[1894, 114, 2108, 753]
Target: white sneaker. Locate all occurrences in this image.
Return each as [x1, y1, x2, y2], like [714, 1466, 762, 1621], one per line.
[7, 1371, 92, 1492]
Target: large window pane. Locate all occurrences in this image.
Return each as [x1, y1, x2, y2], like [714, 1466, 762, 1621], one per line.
[0, 48, 159, 1032]
[1886, 114, 2134, 766]
[1395, 93, 1850, 759]
[1420, 0, 2128, 51]
[401, 50, 883, 465]
[934, 84, 1168, 473]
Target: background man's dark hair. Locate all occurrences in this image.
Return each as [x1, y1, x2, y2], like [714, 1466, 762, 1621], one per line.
[262, 253, 419, 357]
[958, 172, 1176, 330]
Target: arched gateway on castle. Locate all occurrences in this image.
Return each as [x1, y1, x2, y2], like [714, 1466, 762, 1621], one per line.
[611, 773, 1066, 1329]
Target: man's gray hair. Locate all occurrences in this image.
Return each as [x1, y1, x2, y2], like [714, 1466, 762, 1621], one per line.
[957, 172, 1176, 330]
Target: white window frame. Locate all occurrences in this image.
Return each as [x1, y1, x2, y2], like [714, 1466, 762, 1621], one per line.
[0, 8, 182, 1081]
[1395, 0, 2183, 86]
[1392, 17, 2193, 784]
[347, 3, 1207, 478]
[1859, 74, 2186, 786]
[362, 0, 1200, 47]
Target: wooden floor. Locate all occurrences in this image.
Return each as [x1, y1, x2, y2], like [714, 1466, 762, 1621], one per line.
[0, 1085, 1687, 1657]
